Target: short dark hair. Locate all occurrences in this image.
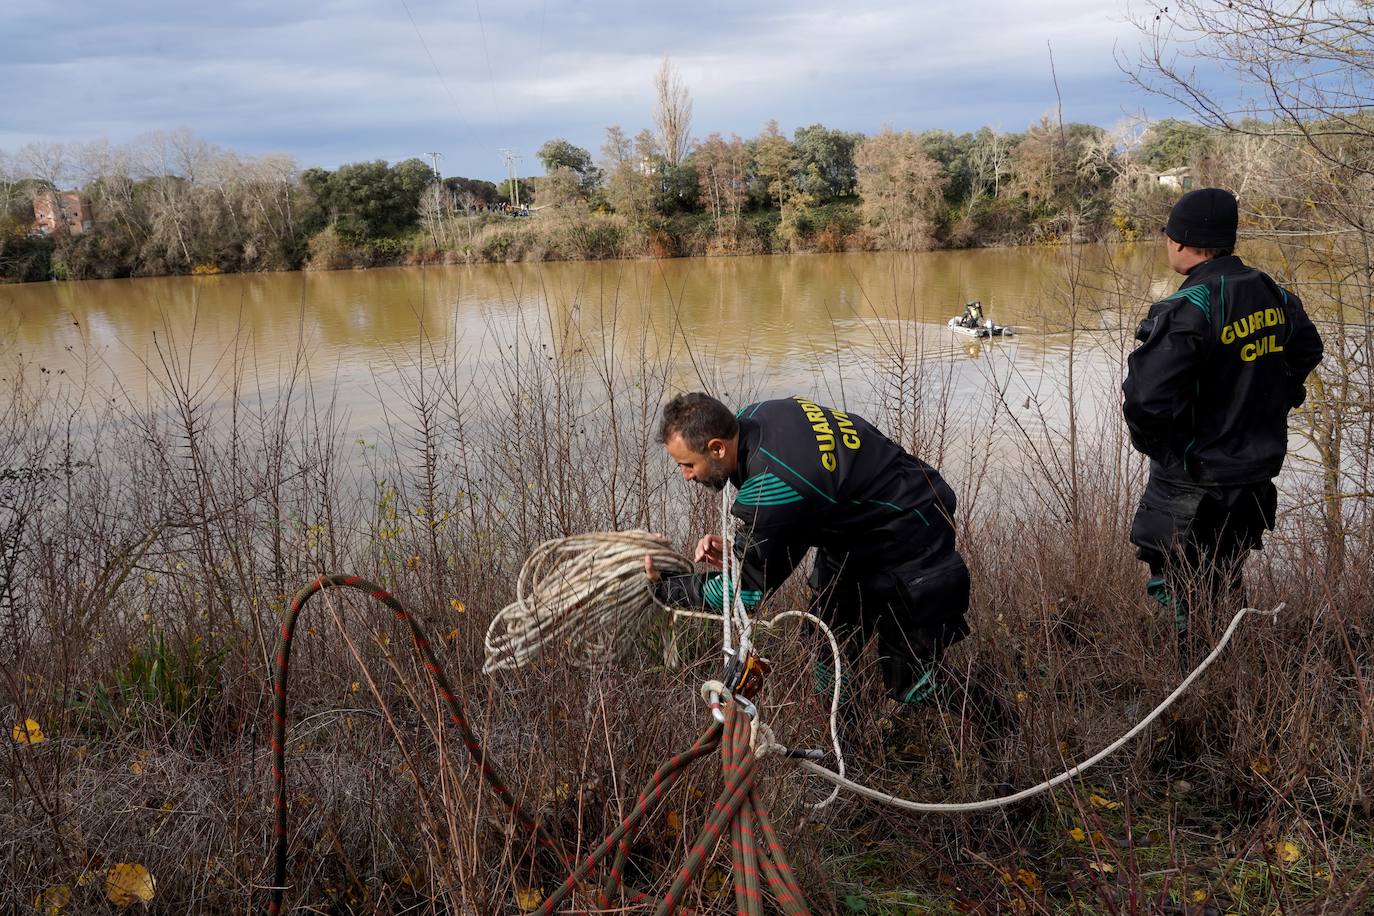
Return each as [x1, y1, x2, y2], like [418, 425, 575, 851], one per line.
[658, 392, 738, 451]
[1194, 246, 1233, 259]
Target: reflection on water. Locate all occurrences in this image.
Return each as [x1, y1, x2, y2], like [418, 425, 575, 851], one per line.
[1, 247, 1167, 449]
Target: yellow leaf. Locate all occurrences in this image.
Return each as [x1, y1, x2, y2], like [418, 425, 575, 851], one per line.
[12, 719, 45, 746]
[666, 810, 681, 835]
[106, 863, 156, 906]
[1089, 793, 1120, 810]
[34, 884, 72, 914]
[1251, 756, 1271, 776]
[129, 760, 143, 776]
[350, 682, 361, 694]
[1190, 889, 1208, 903]
[1086, 861, 1115, 874]
[513, 885, 543, 911]
[450, 599, 466, 614]
[1274, 840, 1301, 864]
[446, 629, 459, 641]
[1015, 868, 1041, 892]
[1015, 691, 1029, 703]
[1068, 827, 1086, 842]
[406, 554, 421, 569]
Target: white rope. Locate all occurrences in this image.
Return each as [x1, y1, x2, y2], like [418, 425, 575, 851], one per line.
[483, 528, 1282, 817]
[790, 603, 1284, 813]
[678, 606, 848, 810]
[482, 531, 692, 673]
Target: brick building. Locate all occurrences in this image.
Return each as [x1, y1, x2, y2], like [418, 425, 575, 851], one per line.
[32, 190, 94, 236]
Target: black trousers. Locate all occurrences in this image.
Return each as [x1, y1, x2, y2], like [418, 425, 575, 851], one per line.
[808, 549, 971, 702]
[1129, 476, 1277, 632]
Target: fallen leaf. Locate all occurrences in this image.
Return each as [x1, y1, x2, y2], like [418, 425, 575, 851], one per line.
[450, 599, 466, 614]
[1015, 868, 1041, 892]
[666, 811, 681, 835]
[12, 719, 45, 746]
[34, 884, 72, 914]
[1189, 889, 1207, 903]
[350, 682, 361, 694]
[1251, 755, 1271, 776]
[1068, 827, 1086, 842]
[1015, 691, 1029, 703]
[513, 885, 543, 912]
[1086, 861, 1116, 874]
[129, 760, 143, 776]
[106, 863, 156, 906]
[1089, 793, 1120, 810]
[1274, 839, 1301, 864]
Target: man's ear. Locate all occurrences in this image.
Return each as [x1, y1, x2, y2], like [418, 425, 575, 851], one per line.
[706, 437, 727, 458]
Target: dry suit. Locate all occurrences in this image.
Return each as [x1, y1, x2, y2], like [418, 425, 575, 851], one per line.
[654, 397, 969, 702]
[1123, 255, 1322, 632]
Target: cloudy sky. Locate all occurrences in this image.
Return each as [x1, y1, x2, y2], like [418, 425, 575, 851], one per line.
[2, 0, 1201, 182]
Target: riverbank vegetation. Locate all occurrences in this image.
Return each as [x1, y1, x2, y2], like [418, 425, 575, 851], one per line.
[0, 110, 1235, 284]
[0, 69, 1344, 284]
[2, 240, 1371, 911]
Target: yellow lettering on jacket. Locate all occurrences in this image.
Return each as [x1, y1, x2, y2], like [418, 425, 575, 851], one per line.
[832, 410, 862, 450]
[1240, 334, 1284, 362]
[793, 396, 845, 472]
[1221, 308, 1285, 355]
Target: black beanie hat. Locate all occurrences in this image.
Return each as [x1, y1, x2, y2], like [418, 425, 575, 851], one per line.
[1164, 187, 1238, 249]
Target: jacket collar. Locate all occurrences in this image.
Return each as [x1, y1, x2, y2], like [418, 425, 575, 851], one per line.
[731, 417, 759, 487]
[1183, 254, 1243, 283]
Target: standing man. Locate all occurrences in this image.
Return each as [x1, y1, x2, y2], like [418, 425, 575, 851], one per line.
[646, 392, 970, 708]
[1123, 188, 1322, 651]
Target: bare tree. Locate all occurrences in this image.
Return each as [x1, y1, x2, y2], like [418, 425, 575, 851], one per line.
[855, 127, 945, 251]
[1128, 0, 1374, 551]
[600, 125, 655, 227]
[653, 57, 693, 168]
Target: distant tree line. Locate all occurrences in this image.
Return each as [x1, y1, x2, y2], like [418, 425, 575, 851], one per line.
[0, 100, 1323, 281]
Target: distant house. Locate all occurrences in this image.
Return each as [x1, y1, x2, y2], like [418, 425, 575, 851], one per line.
[1156, 166, 1194, 192]
[32, 190, 93, 236]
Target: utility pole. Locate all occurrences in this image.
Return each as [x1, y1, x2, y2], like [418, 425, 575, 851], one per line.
[498, 148, 522, 209]
[425, 151, 443, 180]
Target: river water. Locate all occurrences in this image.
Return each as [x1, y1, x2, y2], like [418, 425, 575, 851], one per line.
[2, 246, 1170, 476]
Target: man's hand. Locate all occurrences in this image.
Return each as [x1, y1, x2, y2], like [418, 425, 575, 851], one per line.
[644, 555, 660, 583]
[694, 534, 724, 569]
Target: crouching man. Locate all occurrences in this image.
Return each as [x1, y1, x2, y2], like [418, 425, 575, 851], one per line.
[646, 392, 970, 708]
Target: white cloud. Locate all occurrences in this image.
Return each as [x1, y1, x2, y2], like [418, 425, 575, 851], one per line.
[0, 0, 1181, 178]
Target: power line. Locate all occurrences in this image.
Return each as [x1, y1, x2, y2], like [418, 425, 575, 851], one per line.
[397, 0, 489, 157]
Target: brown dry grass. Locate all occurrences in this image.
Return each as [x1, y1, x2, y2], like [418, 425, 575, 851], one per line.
[2, 251, 1371, 915]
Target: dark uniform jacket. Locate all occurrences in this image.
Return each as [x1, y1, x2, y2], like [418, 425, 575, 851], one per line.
[1123, 256, 1323, 486]
[655, 397, 960, 613]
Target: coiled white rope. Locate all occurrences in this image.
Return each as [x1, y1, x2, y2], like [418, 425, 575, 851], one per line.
[482, 531, 692, 673]
[483, 526, 1283, 815]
